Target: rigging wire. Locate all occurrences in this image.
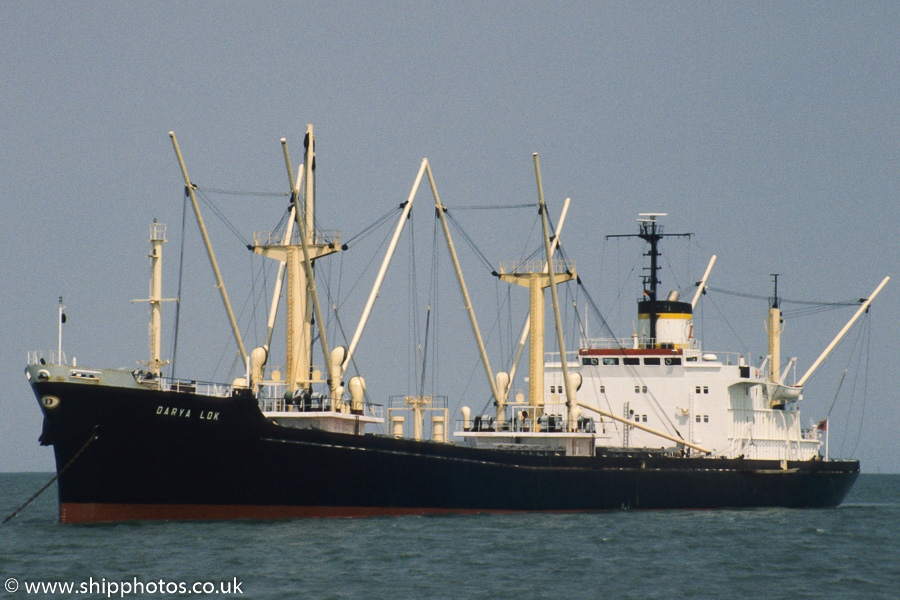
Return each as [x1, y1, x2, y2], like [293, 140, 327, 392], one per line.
[268, 206, 293, 242]
[430, 207, 494, 416]
[824, 368, 848, 438]
[782, 304, 863, 319]
[837, 312, 871, 458]
[194, 189, 252, 248]
[572, 288, 584, 343]
[175, 186, 280, 380]
[446, 202, 569, 416]
[444, 211, 497, 274]
[663, 248, 685, 294]
[197, 186, 289, 198]
[602, 237, 642, 326]
[335, 242, 346, 345]
[848, 314, 872, 458]
[409, 210, 418, 394]
[573, 277, 618, 343]
[322, 273, 366, 388]
[341, 204, 405, 248]
[495, 273, 506, 365]
[466, 278, 514, 417]
[704, 286, 861, 308]
[312, 260, 366, 396]
[169, 192, 189, 379]
[429, 214, 441, 398]
[216, 277, 255, 383]
[703, 292, 751, 357]
[332, 222, 394, 314]
[452, 202, 538, 211]
[244, 247, 269, 352]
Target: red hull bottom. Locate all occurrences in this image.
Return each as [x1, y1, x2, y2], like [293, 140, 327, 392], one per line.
[59, 502, 571, 523]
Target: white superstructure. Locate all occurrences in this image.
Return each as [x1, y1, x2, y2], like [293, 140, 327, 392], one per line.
[546, 344, 820, 460]
[542, 214, 888, 460]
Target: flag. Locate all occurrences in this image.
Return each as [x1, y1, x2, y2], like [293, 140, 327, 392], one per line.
[817, 419, 827, 431]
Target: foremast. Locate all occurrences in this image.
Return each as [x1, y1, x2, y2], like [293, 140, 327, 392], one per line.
[132, 220, 176, 376]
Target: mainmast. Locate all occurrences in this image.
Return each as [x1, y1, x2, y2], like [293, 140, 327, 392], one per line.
[505, 198, 570, 404]
[498, 155, 576, 429]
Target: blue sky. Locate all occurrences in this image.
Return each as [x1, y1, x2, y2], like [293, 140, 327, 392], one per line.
[2, 1, 897, 472]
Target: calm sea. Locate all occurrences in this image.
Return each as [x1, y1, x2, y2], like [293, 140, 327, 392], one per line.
[1, 473, 897, 599]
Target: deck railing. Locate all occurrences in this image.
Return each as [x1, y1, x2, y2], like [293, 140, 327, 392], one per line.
[456, 414, 597, 434]
[157, 377, 233, 398]
[258, 395, 384, 420]
[253, 229, 341, 248]
[27, 350, 71, 366]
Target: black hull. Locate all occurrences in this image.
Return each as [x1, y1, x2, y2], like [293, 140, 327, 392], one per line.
[34, 380, 859, 522]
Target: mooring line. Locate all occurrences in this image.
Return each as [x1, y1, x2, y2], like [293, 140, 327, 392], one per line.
[2, 426, 98, 524]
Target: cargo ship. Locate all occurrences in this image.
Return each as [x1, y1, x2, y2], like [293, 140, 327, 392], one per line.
[26, 127, 885, 522]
